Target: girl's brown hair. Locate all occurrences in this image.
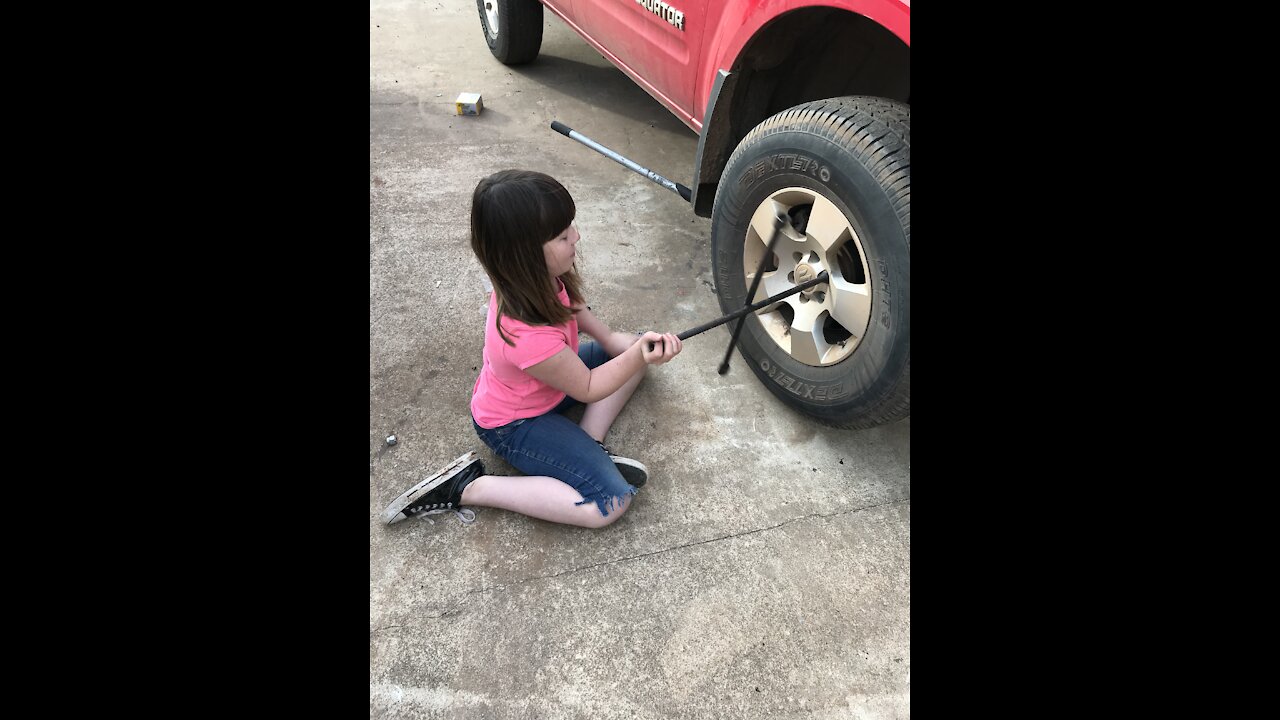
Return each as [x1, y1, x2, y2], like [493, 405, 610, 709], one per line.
[470, 170, 585, 345]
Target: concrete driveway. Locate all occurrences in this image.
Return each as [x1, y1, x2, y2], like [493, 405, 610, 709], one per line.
[370, 2, 910, 717]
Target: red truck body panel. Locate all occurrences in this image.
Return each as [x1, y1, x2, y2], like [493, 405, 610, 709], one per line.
[543, 0, 910, 132]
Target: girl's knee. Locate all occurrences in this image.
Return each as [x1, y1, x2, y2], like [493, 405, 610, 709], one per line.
[588, 494, 632, 528]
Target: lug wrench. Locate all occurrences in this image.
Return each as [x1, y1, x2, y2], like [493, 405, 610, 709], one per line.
[646, 271, 828, 352]
[718, 212, 787, 375]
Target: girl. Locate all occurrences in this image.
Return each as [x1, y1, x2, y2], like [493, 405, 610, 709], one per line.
[381, 169, 683, 529]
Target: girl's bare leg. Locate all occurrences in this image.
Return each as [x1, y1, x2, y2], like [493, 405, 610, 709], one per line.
[579, 364, 646, 442]
[460, 475, 631, 528]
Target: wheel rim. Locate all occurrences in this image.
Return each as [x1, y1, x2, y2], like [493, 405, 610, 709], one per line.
[484, 1, 499, 38]
[742, 187, 872, 367]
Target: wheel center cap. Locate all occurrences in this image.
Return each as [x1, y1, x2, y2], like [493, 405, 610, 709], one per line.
[795, 264, 816, 284]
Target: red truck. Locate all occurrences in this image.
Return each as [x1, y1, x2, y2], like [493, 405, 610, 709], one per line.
[476, 0, 910, 430]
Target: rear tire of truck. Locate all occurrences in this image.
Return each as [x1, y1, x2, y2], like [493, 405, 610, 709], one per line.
[475, 0, 543, 65]
[711, 96, 910, 430]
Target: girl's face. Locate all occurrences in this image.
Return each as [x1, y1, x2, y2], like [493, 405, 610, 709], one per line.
[543, 223, 579, 278]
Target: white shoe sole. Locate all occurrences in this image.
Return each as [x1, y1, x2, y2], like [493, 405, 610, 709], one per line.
[611, 456, 648, 488]
[380, 451, 478, 525]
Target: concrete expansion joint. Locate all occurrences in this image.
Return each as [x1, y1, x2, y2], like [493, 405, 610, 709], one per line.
[372, 496, 912, 632]
[372, 605, 460, 634]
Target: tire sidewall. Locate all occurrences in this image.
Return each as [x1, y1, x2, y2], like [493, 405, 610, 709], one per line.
[711, 130, 910, 419]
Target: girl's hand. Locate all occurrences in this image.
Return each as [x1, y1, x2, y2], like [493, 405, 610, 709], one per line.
[604, 330, 640, 358]
[639, 332, 682, 365]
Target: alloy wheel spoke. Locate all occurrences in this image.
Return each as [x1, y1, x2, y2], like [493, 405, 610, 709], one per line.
[787, 302, 829, 365]
[828, 275, 871, 337]
[804, 194, 850, 254]
[749, 199, 790, 250]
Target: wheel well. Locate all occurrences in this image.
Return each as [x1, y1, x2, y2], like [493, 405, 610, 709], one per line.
[692, 7, 910, 216]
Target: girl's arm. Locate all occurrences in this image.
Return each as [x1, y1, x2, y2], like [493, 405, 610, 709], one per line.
[525, 332, 682, 403]
[574, 306, 641, 358]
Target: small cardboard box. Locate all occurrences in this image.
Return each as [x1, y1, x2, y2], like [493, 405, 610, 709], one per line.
[455, 92, 484, 116]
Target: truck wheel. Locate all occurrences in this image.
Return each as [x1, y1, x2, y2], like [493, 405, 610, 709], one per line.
[711, 97, 910, 430]
[475, 0, 543, 65]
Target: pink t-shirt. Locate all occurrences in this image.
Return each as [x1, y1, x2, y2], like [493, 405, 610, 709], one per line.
[471, 281, 579, 429]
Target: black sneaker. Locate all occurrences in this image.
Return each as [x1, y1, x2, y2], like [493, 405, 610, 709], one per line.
[381, 451, 485, 525]
[597, 441, 648, 488]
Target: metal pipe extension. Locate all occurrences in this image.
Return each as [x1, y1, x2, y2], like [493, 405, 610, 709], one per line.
[551, 120, 691, 202]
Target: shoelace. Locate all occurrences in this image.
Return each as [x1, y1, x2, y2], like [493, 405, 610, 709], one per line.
[414, 505, 476, 525]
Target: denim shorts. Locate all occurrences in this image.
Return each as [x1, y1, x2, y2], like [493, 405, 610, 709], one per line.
[472, 341, 638, 517]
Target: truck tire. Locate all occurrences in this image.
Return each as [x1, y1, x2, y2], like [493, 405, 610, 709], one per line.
[711, 96, 910, 430]
[475, 0, 543, 65]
